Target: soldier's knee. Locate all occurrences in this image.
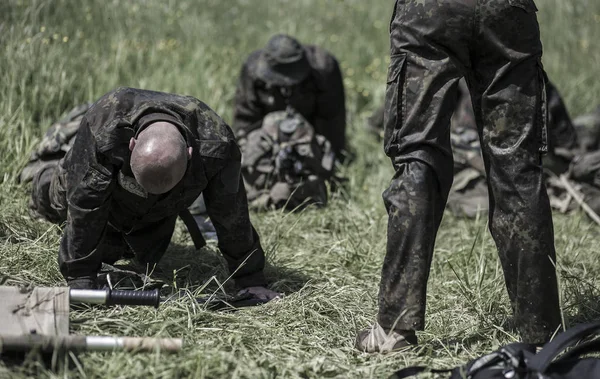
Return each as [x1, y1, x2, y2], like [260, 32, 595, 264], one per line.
[30, 163, 63, 223]
[383, 160, 451, 207]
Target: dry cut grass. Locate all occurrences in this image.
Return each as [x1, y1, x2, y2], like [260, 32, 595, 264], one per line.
[0, 0, 599, 378]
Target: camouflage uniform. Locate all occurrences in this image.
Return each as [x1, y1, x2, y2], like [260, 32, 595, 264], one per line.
[574, 106, 600, 153]
[380, 0, 560, 343]
[448, 76, 581, 216]
[545, 78, 579, 151]
[20, 104, 91, 184]
[368, 76, 578, 156]
[232, 35, 346, 157]
[241, 109, 335, 210]
[31, 87, 266, 289]
[565, 107, 600, 216]
[22, 104, 92, 223]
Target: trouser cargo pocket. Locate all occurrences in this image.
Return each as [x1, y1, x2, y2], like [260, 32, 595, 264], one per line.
[383, 53, 407, 157]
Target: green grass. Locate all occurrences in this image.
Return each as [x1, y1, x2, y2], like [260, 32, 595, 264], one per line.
[1, 0, 599, 377]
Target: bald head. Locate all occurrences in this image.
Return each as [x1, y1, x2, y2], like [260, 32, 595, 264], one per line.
[129, 122, 191, 195]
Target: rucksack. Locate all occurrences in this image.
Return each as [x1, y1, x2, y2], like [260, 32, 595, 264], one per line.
[241, 108, 336, 210]
[390, 321, 600, 379]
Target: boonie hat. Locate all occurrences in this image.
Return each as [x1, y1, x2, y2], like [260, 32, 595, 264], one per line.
[256, 34, 311, 87]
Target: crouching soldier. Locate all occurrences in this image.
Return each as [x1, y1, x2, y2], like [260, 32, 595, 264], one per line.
[241, 109, 336, 210]
[232, 34, 346, 159]
[23, 87, 280, 302]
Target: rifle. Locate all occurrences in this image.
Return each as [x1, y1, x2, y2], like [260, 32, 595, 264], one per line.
[0, 286, 182, 355]
[70, 287, 160, 307]
[97, 264, 272, 311]
[0, 334, 182, 354]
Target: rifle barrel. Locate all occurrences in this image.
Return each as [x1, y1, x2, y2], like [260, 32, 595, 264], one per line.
[0, 334, 183, 353]
[86, 336, 183, 352]
[69, 288, 160, 308]
[69, 289, 107, 304]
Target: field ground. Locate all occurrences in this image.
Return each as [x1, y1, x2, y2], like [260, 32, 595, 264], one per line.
[1, 0, 599, 378]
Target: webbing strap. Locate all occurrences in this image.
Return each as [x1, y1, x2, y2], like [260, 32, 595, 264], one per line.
[389, 366, 453, 379]
[548, 338, 600, 367]
[178, 209, 206, 250]
[529, 321, 600, 372]
[389, 344, 534, 379]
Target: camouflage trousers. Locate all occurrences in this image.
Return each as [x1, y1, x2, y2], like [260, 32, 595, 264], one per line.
[380, 0, 560, 343]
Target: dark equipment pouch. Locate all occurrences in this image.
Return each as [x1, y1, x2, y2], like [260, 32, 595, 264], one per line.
[390, 321, 600, 379]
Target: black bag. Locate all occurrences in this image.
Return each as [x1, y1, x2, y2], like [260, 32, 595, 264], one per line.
[391, 322, 600, 379]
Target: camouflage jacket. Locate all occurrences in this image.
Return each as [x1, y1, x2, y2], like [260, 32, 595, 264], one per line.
[54, 87, 266, 287]
[232, 45, 346, 156]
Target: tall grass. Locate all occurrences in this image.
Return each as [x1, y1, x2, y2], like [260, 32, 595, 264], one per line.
[0, 0, 599, 377]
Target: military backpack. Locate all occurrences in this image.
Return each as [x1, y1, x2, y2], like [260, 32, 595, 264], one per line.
[241, 108, 336, 210]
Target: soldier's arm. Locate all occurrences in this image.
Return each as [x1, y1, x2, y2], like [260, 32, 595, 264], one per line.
[201, 142, 267, 289]
[58, 118, 116, 283]
[232, 61, 264, 140]
[313, 53, 346, 157]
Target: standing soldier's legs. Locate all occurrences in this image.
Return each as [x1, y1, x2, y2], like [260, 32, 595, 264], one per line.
[362, 1, 474, 351]
[472, 0, 560, 343]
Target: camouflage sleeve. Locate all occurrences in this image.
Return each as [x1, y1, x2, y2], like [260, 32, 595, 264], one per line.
[202, 143, 267, 289]
[311, 49, 346, 156]
[58, 117, 116, 281]
[232, 58, 264, 140]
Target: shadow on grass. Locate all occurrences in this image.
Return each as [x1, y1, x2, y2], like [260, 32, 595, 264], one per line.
[422, 331, 496, 356]
[561, 274, 600, 327]
[101, 242, 312, 297]
[263, 260, 312, 294]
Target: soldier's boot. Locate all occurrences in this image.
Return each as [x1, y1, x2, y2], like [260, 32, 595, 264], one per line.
[355, 322, 417, 353]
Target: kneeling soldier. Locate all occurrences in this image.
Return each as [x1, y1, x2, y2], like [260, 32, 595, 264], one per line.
[27, 87, 279, 302]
